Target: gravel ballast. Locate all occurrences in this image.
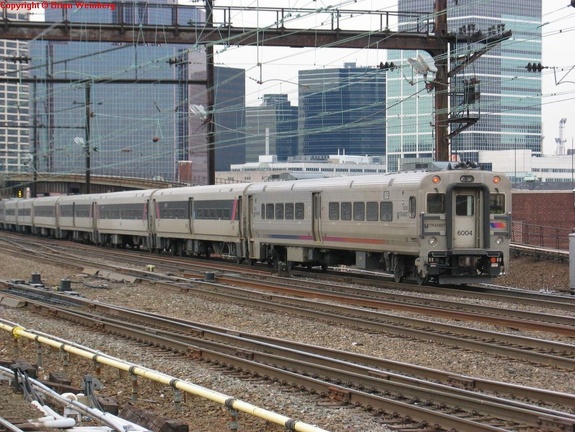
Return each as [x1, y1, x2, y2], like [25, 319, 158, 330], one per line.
[0, 250, 573, 432]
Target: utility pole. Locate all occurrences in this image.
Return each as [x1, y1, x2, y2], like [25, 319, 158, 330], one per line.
[85, 82, 91, 194]
[32, 80, 38, 198]
[205, 0, 215, 185]
[434, 0, 450, 162]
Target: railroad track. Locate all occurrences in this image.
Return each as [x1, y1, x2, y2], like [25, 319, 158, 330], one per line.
[2, 294, 574, 432]
[1, 237, 574, 369]
[2, 234, 574, 312]
[2, 234, 574, 431]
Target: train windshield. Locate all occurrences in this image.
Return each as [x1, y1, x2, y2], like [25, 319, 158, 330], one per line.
[427, 193, 445, 214]
[490, 194, 506, 214]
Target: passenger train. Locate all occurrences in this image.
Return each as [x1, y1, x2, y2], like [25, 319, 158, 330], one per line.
[0, 162, 511, 285]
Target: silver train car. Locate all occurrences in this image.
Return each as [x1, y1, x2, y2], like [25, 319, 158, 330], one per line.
[0, 163, 511, 285]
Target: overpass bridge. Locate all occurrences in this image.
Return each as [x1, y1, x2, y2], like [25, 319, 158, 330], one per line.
[0, 173, 185, 199]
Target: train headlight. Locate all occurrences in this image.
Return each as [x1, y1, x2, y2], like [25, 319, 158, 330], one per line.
[432, 175, 441, 184]
[493, 176, 501, 184]
[495, 236, 504, 245]
[428, 236, 438, 245]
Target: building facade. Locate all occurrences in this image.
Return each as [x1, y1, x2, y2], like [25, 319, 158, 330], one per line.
[244, 94, 298, 163]
[387, 0, 543, 173]
[298, 63, 386, 158]
[27, 2, 208, 184]
[214, 67, 246, 171]
[0, 12, 29, 175]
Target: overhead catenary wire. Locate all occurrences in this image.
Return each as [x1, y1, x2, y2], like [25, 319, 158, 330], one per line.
[5, 0, 575, 177]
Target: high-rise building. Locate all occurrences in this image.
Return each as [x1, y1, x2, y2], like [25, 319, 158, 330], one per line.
[298, 63, 386, 158]
[28, 2, 208, 184]
[387, 1, 542, 173]
[0, 12, 29, 174]
[244, 94, 298, 163]
[214, 67, 246, 171]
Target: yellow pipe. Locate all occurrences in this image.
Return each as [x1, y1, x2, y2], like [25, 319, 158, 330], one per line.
[0, 322, 329, 432]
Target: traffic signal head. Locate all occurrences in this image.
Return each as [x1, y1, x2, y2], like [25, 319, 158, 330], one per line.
[17, 189, 23, 198]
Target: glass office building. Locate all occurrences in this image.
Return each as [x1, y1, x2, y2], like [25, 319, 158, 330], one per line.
[0, 12, 29, 174]
[28, 2, 208, 183]
[214, 67, 246, 171]
[298, 64, 386, 158]
[244, 94, 298, 164]
[387, 1, 542, 173]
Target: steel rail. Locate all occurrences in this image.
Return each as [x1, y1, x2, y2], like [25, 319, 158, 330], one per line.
[13, 305, 575, 432]
[3, 277, 575, 372]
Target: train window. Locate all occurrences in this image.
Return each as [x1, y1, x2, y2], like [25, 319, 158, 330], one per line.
[275, 203, 284, 220]
[261, 204, 265, 219]
[456, 195, 474, 216]
[341, 202, 352, 221]
[427, 193, 445, 214]
[223, 208, 231, 219]
[295, 203, 305, 220]
[380, 202, 393, 221]
[266, 203, 275, 219]
[329, 202, 339, 220]
[490, 194, 505, 214]
[217, 208, 224, 219]
[285, 203, 294, 220]
[409, 197, 416, 218]
[366, 202, 378, 221]
[353, 202, 365, 221]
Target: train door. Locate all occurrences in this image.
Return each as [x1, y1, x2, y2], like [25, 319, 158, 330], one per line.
[91, 201, 98, 243]
[452, 189, 481, 248]
[312, 192, 322, 242]
[188, 198, 194, 234]
[246, 195, 255, 258]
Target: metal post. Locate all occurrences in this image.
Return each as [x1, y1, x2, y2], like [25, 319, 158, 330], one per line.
[206, 0, 215, 185]
[173, 388, 182, 412]
[32, 80, 38, 198]
[130, 372, 138, 401]
[569, 234, 575, 294]
[85, 82, 91, 194]
[434, 0, 449, 162]
[514, 137, 517, 185]
[36, 341, 43, 368]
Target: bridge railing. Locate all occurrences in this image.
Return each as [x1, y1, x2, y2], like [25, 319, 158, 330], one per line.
[4, 2, 433, 34]
[511, 221, 572, 250]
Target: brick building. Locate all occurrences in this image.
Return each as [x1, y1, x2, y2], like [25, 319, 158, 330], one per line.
[511, 191, 575, 250]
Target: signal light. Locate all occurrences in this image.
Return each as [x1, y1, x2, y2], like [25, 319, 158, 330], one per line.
[17, 189, 23, 198]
